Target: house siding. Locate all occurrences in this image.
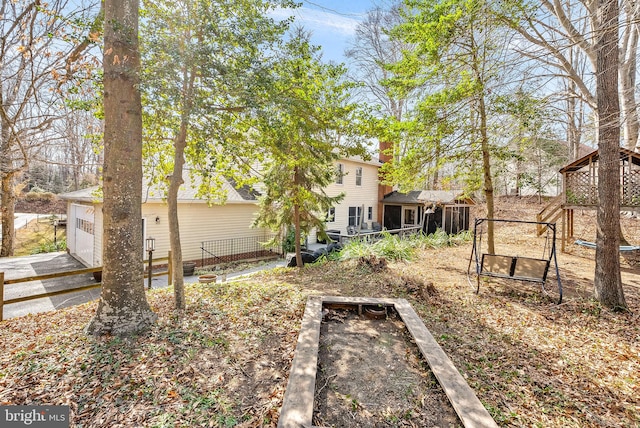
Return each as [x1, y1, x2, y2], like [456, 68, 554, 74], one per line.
[67, 200, 269, 267]
[323, 159, 380, 236]
[141, 202, 268, 263]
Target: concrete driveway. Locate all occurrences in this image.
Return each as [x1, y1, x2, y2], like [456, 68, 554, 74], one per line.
[0, 252, 100, 320]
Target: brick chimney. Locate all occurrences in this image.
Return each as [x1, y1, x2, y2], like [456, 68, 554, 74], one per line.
[377, 141, 394, 224]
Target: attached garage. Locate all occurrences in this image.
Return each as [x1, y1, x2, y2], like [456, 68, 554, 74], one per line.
[68, 203, 97, 266]
[59, 175, 273, 268]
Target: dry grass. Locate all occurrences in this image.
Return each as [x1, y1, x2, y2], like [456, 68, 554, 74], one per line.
[14, 217, 66, 256]
[1, 197, 639, 427]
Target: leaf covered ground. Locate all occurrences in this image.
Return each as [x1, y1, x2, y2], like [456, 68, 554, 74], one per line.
[1, 198, 639, 427]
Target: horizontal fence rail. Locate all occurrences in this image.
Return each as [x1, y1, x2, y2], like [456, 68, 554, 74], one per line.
[201, 234, 280, 267]
[332, 226, 423, 244]
[0, 254, 171, 322]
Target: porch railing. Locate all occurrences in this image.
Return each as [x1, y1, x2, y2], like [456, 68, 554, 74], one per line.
[200, 234, 280, 267]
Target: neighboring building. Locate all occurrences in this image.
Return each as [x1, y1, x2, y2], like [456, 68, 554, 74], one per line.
[381, 190, 475, 235]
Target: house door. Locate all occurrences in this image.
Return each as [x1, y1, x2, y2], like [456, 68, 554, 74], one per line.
[383, 205, 402, 230]
[71, 203, 95, 266]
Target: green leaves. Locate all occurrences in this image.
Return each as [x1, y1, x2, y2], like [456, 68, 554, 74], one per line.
[251, 31, 372, 262]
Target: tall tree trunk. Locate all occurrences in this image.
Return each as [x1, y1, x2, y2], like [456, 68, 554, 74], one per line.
[594, 0, 627, 310]
[293, 167, 303, 268]
[0, 108, 16, 256]
[0, 173, 16, 257]
[168, 106, 192, 310]
[86, 0, 156, 335]
[479, 95, 495, 254]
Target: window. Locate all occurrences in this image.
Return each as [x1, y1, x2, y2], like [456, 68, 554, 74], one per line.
[355, 167, 362, 186]
[368, 206, 373, 221]
[326, 207, 336, 223]
[348, 206, 362, 226]
[336, 163, 344, 184]
[404, 208, 416, 225]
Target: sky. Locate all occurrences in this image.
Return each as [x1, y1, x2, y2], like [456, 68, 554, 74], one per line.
[271, 0, 383, 64]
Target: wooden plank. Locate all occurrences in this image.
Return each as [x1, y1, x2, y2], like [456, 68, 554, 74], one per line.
[279, 296, 497, 428]
[3, 283, 102, 305]
[395, 299, 499, 428]
[3, 257, 169, 285]
[277, 296, 323, 428]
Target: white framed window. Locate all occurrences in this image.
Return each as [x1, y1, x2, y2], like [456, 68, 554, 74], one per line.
[326, 207, 336, 222]
[368, 206, 373, 221]
[404, 208, 416, 225]
[336, 163, 344, 184]
[355, 167, 362, 186]
[348, 206, 362, 226]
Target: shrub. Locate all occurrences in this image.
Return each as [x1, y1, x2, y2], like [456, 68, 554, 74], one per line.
[338, 229, 473, 262]
[25, 190, 56, 201]
[31, 239, 67, 255]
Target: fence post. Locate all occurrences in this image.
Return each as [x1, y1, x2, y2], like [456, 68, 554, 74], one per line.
[0, 272, 4, 322]
[168, 250, 173, 286]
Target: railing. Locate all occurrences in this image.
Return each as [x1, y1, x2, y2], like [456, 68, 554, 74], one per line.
[0, 253, 171, 322]
[200, 234, 280, 267]
[333, 226, 423, 244]
[536, 194, 563, 236]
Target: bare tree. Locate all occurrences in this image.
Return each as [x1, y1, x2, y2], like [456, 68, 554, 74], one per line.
[502, 0, 639, 150]
[0, 0, 99, 255]
[346, 4, 413, 122]
[594, 0, 627, 309]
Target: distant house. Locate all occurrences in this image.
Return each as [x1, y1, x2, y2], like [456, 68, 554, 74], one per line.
[381, 190, 475, 235]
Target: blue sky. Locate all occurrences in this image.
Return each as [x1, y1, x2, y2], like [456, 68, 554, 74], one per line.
[271, 0, 383, 63]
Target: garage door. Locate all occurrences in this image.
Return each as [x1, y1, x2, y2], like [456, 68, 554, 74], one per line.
[71, 204, 95, 266]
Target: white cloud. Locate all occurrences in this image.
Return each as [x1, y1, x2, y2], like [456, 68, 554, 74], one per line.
[270, 6, 362, 36]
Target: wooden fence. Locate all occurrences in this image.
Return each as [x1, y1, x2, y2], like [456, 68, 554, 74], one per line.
[0, 253, 172, 322]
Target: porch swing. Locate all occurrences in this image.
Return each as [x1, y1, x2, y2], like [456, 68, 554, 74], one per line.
[467, 218, 563, 303]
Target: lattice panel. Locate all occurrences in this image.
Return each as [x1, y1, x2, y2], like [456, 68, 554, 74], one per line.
[565, 171, 597, 205]
[622, 170, 640, 206]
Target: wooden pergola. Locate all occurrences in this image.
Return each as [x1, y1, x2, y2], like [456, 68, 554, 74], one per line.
[557, 148, 640, 249]
[538, 148, 640, 251]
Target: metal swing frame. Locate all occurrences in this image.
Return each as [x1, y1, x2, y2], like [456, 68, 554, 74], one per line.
[467, 218, 563, 304]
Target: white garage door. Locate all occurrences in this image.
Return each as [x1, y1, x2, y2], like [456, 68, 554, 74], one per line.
[71, 204, 95, 267]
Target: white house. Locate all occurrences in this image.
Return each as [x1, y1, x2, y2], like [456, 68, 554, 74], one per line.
[317, 157, 383, 241]
[60, 157, 383, 267]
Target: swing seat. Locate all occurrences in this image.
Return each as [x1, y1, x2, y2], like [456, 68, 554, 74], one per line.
[574, 239, 640, 252]
[480, 254, 550, 283]
[468, 218, 563, 304]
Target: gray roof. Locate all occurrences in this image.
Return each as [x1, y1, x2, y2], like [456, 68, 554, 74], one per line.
[59, 174, 259, 204]
[383, 190, 474, 205]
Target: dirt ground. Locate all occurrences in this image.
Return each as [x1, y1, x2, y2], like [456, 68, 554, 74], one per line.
[313, 308, 461, 428]
[0, 196, 638, 427]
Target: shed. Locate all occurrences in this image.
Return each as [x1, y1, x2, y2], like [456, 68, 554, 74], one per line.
[382, 190, 475, 234]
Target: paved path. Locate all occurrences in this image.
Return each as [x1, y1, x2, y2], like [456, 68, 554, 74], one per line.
[0, 252, 288, 320]
[0, 252, 99, 320]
